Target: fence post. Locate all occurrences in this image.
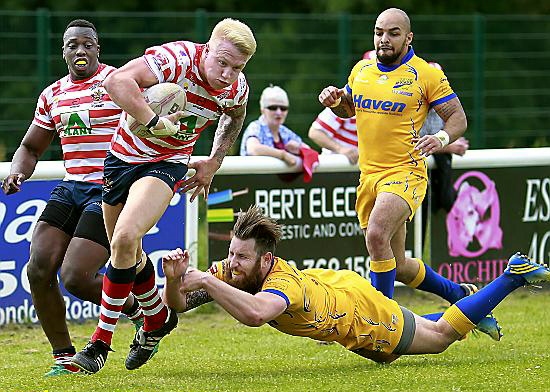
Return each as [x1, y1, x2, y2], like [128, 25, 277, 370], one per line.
[473, 13, 485, 148]
[36, 8, 51, 94]
[194, 8, 208, 42]
[338, 12, 351, 86]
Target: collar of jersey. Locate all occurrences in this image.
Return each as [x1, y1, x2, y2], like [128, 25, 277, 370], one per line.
[376, 46, 415, 72]
[69, 63, 103, 84]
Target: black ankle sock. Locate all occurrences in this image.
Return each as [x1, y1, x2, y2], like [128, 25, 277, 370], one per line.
[53, 346, 76, 356]
[123, 295, 140, 316]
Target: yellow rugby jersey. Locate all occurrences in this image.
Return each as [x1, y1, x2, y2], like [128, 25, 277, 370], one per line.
[209, 258, 404, 352]
[346, 47, 456, 176]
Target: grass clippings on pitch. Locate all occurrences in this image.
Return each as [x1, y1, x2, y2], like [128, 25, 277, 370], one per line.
[1, 289, 549, 392]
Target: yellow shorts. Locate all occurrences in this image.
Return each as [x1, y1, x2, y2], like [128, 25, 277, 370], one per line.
[335, 273, 406, 354]
[355, 168, 427, 228]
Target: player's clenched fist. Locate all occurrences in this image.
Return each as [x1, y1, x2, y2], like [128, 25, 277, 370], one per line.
[319, 86, 344, 108]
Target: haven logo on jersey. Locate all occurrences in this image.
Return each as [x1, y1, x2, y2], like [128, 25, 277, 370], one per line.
[60, 110, 92, 136]
[353, 95, 406, 113]
[393, 78, 413, 89]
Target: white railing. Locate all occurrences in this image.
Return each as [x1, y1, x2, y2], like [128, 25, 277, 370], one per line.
[3, 147, 550, 260]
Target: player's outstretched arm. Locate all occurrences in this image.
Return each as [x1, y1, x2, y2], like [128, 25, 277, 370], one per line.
[3, 124, 54, 195]
[182, 269, 287, 327]
[162, 248, 214, 312]
[162, 248, 192, 312]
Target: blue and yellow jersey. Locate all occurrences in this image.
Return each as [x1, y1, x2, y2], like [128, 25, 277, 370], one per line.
[209, 258, 405, 353]
[346, 47, 456, 177]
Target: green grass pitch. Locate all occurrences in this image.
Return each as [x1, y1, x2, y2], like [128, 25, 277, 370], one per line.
[1, 288, 549, 392]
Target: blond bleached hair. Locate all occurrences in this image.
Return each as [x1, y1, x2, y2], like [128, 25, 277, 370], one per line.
[209, 18, 257, 57]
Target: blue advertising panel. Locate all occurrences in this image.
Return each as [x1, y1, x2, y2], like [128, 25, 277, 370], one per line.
[0, 180, 185, 325]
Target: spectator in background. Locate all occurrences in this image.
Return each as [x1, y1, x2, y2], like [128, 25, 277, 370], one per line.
[308, 108, 358, 164]
[240, 85, 311, 168]
[420, 62, 470, 241]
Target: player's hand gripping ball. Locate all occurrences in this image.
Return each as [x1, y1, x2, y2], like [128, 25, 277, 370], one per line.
[126, 82, 186, 138]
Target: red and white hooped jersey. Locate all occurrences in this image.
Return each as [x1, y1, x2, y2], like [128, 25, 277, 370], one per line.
[110, 41, 250, 164]
[313, 108, 358, 153]
[32, 63, 120, 184]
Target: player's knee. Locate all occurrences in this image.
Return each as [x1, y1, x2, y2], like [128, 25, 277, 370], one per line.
[111, 227, 140, 255]
[433, 338, 453, 354]
[59, 265, 86, 296]
[26, 250, 62, 285]
[366, 227, 388, 251]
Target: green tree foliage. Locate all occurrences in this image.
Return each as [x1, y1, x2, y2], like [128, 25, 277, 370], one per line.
[0, 7, 548, 160]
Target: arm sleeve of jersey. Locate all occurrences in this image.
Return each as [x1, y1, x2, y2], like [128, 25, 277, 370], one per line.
[239, 120, 261, 156]
[235, 75, 249, 107]
[31, 88, 55, 131]
[207, 260, 231, 282]
[427, 68, 457, 107]
[261, 272, 302, 310]
[346, 59, 369, 98]
[143, 42, 191, 84]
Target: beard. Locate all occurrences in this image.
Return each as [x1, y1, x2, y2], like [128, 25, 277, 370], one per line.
[376, 41, 408, 65]
[228, 260, 264, 294]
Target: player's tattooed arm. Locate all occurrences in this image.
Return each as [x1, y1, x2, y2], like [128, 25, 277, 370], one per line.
[331, 91, 355, 118]
[211, 105, 247, 167]
[433, 96, 467, 143]
[433, 97, 462, 122]
[184, 289, 214, 311]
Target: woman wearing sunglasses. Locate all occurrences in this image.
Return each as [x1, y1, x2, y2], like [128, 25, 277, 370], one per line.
[240, 85, 311, 168]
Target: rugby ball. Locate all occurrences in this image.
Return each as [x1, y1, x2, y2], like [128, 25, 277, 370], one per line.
[127, 82, 186, 138]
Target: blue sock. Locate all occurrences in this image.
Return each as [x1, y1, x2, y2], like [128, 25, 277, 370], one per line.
[422, 312, 443, 322]
[370, 269, 396, 298]
[412, 259, 467, 303]
[369, 258, 397, 298]
[454, 274, 524, 324]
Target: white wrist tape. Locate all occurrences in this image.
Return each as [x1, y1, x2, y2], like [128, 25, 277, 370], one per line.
[434, 130, 450, 147]
[151, 117, 179, 137]
[329, 97, 341, 108]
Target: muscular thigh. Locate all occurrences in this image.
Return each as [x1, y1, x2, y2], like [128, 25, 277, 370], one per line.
[376, 169, 427, 221]
[114, 176, 175, 240]
[62, 236, 109, 277]
[102, 152, 188, 207]
[355, 174, 376, 229]
[30, 221, 71, 269]
[357, 169, 427, 229]
[32, 195, 80, 267]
